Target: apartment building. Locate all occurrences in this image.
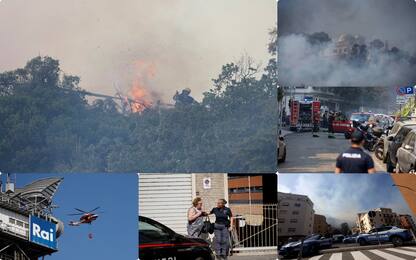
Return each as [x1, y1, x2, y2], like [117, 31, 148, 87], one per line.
[357, 208, 401, 233]
[399, 214, 416, 233]
[313, 214, 331, 236]
[278, 192, 314, 243]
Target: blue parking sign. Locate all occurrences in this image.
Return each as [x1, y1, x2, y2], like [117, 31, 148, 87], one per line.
[29, 215, 57, 250]
[397, 86, 414, 95]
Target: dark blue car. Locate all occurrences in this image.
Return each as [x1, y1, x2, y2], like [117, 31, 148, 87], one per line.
[356, 226, 413, 247]
[279, 234, 332, 258]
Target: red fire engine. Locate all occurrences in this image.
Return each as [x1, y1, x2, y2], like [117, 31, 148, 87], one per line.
[289, 99, 321, 131]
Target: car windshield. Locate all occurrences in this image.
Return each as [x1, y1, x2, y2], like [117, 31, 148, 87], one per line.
[305, 235, 321, 241]
[351, 113, 371, 122]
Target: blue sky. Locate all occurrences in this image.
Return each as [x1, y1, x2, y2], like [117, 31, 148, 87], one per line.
[7, 173, 137, 260]
[278, 174, 413, 226]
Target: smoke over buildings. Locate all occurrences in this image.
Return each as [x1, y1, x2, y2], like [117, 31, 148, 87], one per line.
[278, 0, 416, 86]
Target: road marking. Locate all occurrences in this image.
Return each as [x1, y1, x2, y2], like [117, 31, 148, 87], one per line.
[369, 249, 406, 259]
[401, 246, 416, 252]
[308, 255, 323, 260]
[328, 252, 342, 260]
[386, 247, 416, 257]
[350, 250, 372, 260]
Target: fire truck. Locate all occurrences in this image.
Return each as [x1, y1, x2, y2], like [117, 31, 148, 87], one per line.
[289, 99, 321, 132]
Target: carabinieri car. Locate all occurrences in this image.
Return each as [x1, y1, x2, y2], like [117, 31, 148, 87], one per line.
[139, 216, 215, 260]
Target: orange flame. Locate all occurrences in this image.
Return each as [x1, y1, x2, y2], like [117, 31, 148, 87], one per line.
[128, 61, 156, 113]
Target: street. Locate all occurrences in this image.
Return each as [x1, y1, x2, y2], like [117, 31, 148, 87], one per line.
[230, 254, 277, 260]
[304, 246, 416, 260]
[278, 132, 385, 173]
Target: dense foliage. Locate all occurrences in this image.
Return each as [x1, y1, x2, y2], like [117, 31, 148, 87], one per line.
[0, 55, 277, 173]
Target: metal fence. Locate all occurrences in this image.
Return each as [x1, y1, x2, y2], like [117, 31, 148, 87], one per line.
[231, 204, 277, 251]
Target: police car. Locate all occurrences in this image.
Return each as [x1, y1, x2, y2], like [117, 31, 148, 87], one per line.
[279, 234, 333, 258]
[139, 216, 215, 260]
[356, 226, 413, 247]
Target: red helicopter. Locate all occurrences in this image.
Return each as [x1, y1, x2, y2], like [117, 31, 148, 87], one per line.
[68, 207, 102, 226]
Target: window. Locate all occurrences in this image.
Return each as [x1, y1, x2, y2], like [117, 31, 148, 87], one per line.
[292, 211, 299, 215]
[288, 228, 296, 233]
[24, 223, 29, 229]
[16, 220, 23, 227]
[280, 210, 288, 215]
[281, 202, 289, 207]
[290, 219, 298, 223]
[294, 203, 301, 207]
[9, 218, 15, 224]
[278, 218, 285, 223]
[139, 220, 172, 243]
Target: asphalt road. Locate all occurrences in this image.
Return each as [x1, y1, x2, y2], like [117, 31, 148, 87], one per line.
[303, 246, 416, 260]
[230, 254, 277, 260]
[278, 132, 386, 173]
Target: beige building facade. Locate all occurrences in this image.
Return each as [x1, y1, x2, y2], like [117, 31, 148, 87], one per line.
[313, 214, 330, 236]
[357, 208, 400, 233]
[278, 192, 314, 241]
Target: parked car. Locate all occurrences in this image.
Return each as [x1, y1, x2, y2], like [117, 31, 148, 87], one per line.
[356, 226, 413, 247]
[278, 234, 332, 258]
[278, 135, 287, 163]
[139, 216, 215, 260]
[332, 234, 345, 243]
[350, 112, 374, 124]
[343, 234, 358, 244]
[384, 121, 416, 172]
[396, 129, 416, 173]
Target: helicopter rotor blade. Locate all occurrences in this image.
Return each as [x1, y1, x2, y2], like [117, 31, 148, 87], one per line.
[74, 208, 87, 213]
[68, 213, 85, 216]
[88, 207, 100, 213]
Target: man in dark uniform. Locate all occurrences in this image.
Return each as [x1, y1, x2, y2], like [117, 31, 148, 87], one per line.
[335, 130, 375, 173]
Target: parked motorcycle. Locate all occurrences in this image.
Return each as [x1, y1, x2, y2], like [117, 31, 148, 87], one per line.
[353, 122, 381, 152]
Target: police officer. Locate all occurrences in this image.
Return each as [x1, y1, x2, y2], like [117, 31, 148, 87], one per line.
[335, 130, 376, 173]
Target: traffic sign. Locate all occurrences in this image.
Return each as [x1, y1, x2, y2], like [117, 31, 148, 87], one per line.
[396, 86, 414, 96]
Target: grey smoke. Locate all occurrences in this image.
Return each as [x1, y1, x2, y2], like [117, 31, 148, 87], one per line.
[0, 0, 274, 102]
[278, 33, 416, 86]
[277, 0, 416, 87]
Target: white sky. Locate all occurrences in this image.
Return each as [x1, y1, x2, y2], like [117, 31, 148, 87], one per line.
[0, 0, 275, 102]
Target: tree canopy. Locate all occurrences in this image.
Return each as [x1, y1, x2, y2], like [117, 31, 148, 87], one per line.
[0, 55, 277, 173]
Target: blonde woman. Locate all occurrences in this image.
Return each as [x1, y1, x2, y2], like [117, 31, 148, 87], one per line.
[187, 197, 208, 238]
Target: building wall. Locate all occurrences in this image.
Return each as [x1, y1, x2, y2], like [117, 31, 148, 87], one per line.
[400, 214, 416, 233]
[313, 214, 329, 235]
[194, 173, 227, 215]
[139, 173, 193, 235]
[0, 207, 29, 238]
[357, 208, 401, 233]
[278, 192, 314, 240]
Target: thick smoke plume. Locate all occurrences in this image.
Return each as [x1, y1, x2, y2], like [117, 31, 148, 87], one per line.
[278, 33, 416, 87]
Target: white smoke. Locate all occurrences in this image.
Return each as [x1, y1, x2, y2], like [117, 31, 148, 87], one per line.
[278, 33, 416, 87]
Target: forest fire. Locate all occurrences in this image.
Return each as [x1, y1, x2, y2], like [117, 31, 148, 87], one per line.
[127, 60, 156, 113]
